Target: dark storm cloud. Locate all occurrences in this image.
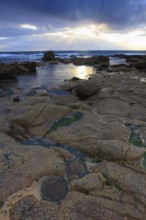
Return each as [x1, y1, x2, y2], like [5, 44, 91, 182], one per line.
[0, 0, 146, 28]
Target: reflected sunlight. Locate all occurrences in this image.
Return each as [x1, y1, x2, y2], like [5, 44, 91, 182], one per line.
[75, 66, 88, 79]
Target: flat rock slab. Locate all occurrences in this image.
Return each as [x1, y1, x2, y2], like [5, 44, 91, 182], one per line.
[0, 133, 66, 201]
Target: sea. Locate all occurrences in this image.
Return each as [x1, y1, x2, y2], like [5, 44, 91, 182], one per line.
[0, 50, 146, 89]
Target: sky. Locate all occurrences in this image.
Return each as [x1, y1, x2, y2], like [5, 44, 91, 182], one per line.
[1, 0, 146, 51]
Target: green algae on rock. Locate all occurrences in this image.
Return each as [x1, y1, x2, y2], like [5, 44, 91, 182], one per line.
[45, 111, 83, 135]
[126, 123, 146, 167]
[126, 123, 145, 147]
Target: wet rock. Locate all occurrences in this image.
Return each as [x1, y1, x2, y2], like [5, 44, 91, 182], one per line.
[40, 176, 68, 202]
[58, 58, 72, 64]
[48, 60, 58, 64]
[72, 56, 109, 67]
[20, 61, 36, 72]
[110, 64, 133, 72]
[69, 76, 81, 81]
[0, 62, 36, 80]
[42, 51, 56, 61]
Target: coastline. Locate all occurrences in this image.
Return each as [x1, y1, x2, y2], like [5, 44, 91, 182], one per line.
[0, 52, 146, 219]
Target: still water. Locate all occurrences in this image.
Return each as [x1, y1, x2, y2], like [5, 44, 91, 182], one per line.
[17, 63, 94, 89]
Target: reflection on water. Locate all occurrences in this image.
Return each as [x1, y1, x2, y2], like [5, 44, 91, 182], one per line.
[17, 63, 94, 89]
[76, 66, 89, 79]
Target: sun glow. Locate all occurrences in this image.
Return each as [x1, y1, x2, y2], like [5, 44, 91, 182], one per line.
[73, 25, 97, 39]
[26, 23, 146, 50]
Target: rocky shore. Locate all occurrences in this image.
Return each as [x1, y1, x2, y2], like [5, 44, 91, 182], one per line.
[0, 52, 146, 219]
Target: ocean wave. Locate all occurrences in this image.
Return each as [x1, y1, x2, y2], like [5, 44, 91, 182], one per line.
[1, 50, 146, 64]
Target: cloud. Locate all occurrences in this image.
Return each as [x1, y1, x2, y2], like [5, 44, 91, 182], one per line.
[20, 24, 38, 30]
[0, 0, 146, 51]
[0, 0, 146, 29]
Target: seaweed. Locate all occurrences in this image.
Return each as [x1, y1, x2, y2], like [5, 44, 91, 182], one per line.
[126, 123, 146, 167]
[129, 130, 146, 148]
[45, 112, 83, 135]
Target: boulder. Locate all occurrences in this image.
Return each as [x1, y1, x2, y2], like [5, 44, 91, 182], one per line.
[42, 51, 56, 61]
[72, 79, 102, 99]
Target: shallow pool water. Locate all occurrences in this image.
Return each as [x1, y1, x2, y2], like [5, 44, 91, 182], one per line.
[17, 63, 94, 89]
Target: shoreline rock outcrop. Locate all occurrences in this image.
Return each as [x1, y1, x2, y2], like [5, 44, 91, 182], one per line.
[1, 54, 146, 219]
[0, 61, 37, 80]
